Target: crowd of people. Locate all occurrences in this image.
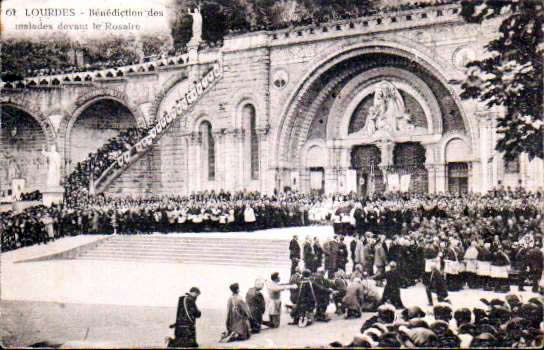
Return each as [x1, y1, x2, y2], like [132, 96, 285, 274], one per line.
[19, 190, 42, 201]
[171, 265, 544, 348]
[64, 127, 150, 205]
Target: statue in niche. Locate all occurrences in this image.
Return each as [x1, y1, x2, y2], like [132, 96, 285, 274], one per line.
[349, 81, 426, 139]
[188, 5, 203, 44]
[41, 145, 62, 188]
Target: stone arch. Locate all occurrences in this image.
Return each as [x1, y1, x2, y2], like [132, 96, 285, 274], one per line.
[63, 88, 147, 131]
[331, 68, 441, 139]
[149, 70, 189, 119]
[191, 113, 213, 134]
[286, 63, 374, 167]
[60, 89, 146, 171]
[441, 133, 472, 163]
[302, 139, 328, 169]
[0, 97, 57, 148]
[275, 40, 474, 167]
[232, 93, 264, 129]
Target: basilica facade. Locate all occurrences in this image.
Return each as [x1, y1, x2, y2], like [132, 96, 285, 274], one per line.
[1, 3, 543, 199]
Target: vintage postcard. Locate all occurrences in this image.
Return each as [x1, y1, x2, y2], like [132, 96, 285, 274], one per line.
[1, 0, 543, 348]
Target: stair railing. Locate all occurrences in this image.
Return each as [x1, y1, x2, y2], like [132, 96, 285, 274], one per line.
[94, 62, 223, 193]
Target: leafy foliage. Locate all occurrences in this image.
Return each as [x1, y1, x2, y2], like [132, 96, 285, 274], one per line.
[460, 0, 543, 161]
[140, 33, 173, 57]
[85, 35, 141, 66]
[1, 34, 73, 81]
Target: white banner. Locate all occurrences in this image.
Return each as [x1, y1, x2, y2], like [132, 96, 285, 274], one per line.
[400, 174, 411, 192]
[387, 173, 400, 192]
[346, 169, 357, 193]
[310, 170, 323, 190]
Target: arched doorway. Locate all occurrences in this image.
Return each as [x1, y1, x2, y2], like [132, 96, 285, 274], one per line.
[445, 138, 470, 194]
[0, 105, 49, 195]
[393, 142, 428, 193]
[305, 144, 327, 195]
[351, 145, 383, 196]
[275, 43, 471, 195]
[66, 99, 138, 171]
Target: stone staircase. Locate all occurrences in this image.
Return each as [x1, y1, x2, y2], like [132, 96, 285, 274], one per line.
[94, 62, 223, 193]
[75, 235, 291, 267]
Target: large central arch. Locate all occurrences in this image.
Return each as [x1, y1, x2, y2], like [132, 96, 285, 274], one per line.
[274, 40, 473, 168]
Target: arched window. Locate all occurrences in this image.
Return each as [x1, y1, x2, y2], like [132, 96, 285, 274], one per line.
[242, 104, 259, 180]
[199, 121, 215, 181]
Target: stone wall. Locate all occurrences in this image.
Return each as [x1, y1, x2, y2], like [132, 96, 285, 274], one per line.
[0, 108, 47, 193]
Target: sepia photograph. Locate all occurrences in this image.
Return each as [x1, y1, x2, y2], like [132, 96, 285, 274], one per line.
[0, 0, 543, 348]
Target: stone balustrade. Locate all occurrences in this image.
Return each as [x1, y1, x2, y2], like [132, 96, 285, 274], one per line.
[0, 52, 192, 90]
[268, 4, 460, 42]
[222, 3, 461, 52]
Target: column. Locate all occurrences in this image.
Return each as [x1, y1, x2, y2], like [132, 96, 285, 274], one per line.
[256, 126, 270, 193]
[326, 140, 340, 194]
[213, 130, 225, 191]
[237, 128, 246, 191]
[225, 129, 240, 191]
[469, 160, 482, 193]
[435, 164, 447, 193]
[425, 164, 436, 194]
[478, 115, 490, 191]
[186, 132, 201, 193]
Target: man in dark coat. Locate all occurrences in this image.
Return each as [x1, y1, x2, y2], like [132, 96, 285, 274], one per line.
[527, 243, 543, 292]
[327, 237, 339, 278]
[246, 279, 270, 333]
[312, 268, 335, 321]
[289, 235, 301, 275]
[313, 237, 324, 271]
[337, 236, 349, 273]
[303, 236, 316, 272]
[168, 287, 201, 348]
[350, 235, 359, 272]
[372, 261, 405, 309]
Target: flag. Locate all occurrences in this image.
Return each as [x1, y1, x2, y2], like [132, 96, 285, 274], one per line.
[400, 174, 411, 192]
[388, 173, 400, 192]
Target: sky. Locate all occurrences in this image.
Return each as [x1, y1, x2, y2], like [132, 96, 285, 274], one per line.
[0, 0, 177, 40]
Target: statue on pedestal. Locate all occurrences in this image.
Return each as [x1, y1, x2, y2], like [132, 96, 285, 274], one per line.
[188, 5, 203, 44]
[41, 145, 61, 188]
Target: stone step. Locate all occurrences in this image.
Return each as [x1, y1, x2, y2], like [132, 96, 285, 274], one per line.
[76, 255, 290, 266]
[97, 242, 287, 251]
[78, 252, 289, 263]
[87, 247, 288, 256]
[105, 236, 290, 244]
[72, 235, 292, 267]
[79, 249, 287, 259]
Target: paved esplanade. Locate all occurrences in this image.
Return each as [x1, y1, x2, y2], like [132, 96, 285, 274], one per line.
[1, 227, 540, 347]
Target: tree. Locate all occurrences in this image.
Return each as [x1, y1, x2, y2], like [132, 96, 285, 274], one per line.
[1, 33, 73, 81]
[140, 33, 173, 57]
[460, 0, 543, 161]
[85, 35, 141, 66]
